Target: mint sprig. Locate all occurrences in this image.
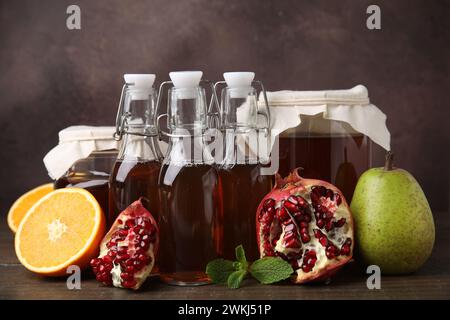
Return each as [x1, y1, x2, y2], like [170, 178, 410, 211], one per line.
[205, 258, 235, 284]
[206, 245, 293, 289]
[250, 257, 294, 284]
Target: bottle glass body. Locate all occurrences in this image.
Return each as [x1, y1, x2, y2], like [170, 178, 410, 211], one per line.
[158, 85, 222, 286]
[218, 85, 273, 261]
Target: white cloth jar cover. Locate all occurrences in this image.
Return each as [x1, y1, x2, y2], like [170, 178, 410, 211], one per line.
[258, 85, 391, 151]
[43, 126, 120, 180]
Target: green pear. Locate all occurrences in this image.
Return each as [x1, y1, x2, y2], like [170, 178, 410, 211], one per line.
[350, 152, 435, 274]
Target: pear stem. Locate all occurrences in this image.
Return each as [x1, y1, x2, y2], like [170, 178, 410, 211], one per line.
[384, 151, 394, 171]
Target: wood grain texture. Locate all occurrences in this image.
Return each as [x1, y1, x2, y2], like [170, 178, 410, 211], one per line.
[1, 212, 449, 300]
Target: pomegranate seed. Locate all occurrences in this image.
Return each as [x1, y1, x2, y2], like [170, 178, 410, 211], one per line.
[285, 223, 295, 233]
[326, 189, 334, 199]
[277, 207, 290, 222]
[310, 191, 319, 203]
[334, 218, 346, 228]
[117, 219, 123, 225]
[106, 241, 116, 248]
[285, 237, 300, 249]
[335, 194, 342, 205]
[140, 241, 149, 249]
[261, 224, 270, 235]
[300, 221, 309, 228]
[319, 237, 328, 247]
[301, 233, 310, 243]
[122, 280, 137, 289]
[90, 258, 101, 267]
[266, 205, 275, 217]
[316, 219, 325, 228]
[326, 245, 338, 259]
[102, 255, 113, 264]
[317, 186, 327, 195]
[263, 241, 272, 251]
[126, 266, 135, 273]
[121, 272, 132, 280]
[263, 198, 275, 210]
[340, 245, 351, 256]
[325, 220, 334, 231]
[287, 195, 298, 205]
[284, 200, 298, 213]
[302, 265, 312, 273]
[284, 231, 296, 242]
[118, 229, 128, 237]
[116, 253, 130, 261]
[118, 247, 128, 254]
[297, 196, 307, 207]
[137, 254, 147, 262]
[107, 250, 117, 257]
[126, 219, 135, 228]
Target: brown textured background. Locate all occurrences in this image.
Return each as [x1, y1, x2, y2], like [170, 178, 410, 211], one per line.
[0, 0, 449, 216]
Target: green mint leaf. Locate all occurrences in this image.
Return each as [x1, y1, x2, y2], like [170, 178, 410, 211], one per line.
[249, 257, 294, 284]
[227, 270, 248, 289]
[206, 259, 235, 284]
[235, 245, 248, 270]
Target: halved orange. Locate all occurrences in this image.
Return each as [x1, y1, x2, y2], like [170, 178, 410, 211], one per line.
[7, 183, 54, 233]
[15, 188, 105, 276]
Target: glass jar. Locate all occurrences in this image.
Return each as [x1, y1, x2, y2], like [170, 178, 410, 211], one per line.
[55, 150, 118, 214]
[278, 114, 372, 202]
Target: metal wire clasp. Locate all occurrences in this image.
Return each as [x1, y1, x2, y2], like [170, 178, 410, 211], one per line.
[114, 82, 159, 141]
[155, 80, 220, 139]
[212, 80, 271, 135]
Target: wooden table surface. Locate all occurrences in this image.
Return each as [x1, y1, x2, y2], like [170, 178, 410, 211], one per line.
[1, 212, 449, 300]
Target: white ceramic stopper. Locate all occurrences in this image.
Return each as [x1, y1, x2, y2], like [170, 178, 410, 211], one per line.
[124, 74, 155, 100]
[169, 71, 203, 99]
[124, 74, 156, 88]
[223, 72, 255, 98]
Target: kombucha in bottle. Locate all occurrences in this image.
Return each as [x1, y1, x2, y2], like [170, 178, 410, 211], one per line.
[109, 74, 163, 226]
[157, 71, 222, 285]
[215, 72, 273, 261]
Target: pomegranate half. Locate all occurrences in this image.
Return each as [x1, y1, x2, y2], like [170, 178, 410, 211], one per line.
[91, 198, 159, 290]
[256, 169, 354, 284]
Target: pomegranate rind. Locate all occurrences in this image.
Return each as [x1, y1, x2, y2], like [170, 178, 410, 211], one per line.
[256, 168, 354, 284]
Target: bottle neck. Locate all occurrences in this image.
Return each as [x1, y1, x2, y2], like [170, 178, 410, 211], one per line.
[118, 132, 163, 162]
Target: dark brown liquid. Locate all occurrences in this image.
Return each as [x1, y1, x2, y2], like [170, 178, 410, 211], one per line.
[219, 164, 273, 261]
[109, 160, 161, 226]
[278, 135, 370, 201]
[158, 164, 222, 285]
[55, 174, 109, 214]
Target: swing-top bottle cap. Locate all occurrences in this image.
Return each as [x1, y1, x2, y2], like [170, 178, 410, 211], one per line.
[124, 74, 156, 100]
[223, 72, 255, 98]
[124, 74, 156, 88]
[169, 71, 203, 99]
